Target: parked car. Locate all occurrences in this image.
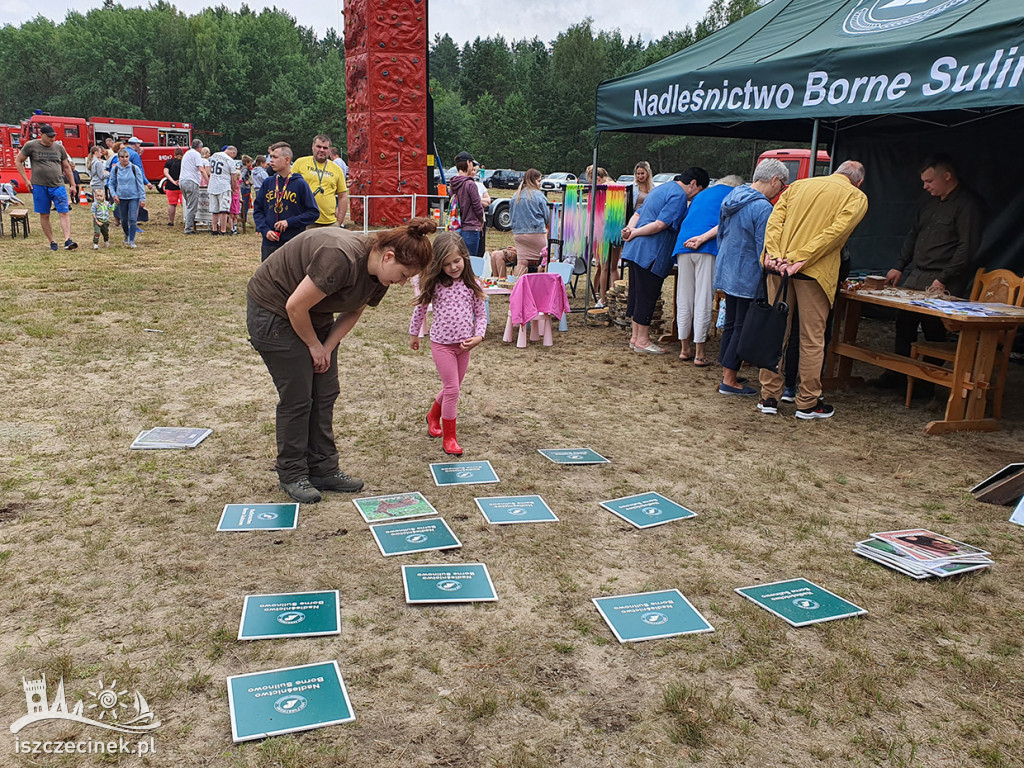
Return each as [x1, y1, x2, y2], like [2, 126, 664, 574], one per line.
[616, 174, 635, 184]
[485, 169, 524, 189]
[487, 195, 557, 232]
[651, 172, 678, 187]
[541, 172, 577, 191]
[487, 197, 512, 231]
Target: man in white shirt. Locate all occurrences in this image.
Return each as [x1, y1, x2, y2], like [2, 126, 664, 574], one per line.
[329, 147, 348, 178]
[207, 145, 238, 235]
[179, 139, 209, 234]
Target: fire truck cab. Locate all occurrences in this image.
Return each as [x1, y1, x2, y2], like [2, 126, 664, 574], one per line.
[0, 124, 26, 187]
[88, 117, 192, 185]
[22, 115, 90, 173]
[757, 149, 832, 183]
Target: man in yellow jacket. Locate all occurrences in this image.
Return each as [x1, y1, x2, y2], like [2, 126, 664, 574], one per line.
[757, 160, 868, 420]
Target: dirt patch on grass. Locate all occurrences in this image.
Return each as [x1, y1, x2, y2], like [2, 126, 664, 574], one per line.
[1, 201, 1023, 766]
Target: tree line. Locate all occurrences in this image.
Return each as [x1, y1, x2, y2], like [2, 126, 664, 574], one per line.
[0, 1, 346, 156]
[0, 0, 768, 179]
[432, 0, 764, 179]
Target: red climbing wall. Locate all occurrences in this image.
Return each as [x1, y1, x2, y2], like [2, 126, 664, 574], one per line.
[345, 0, 429, 227]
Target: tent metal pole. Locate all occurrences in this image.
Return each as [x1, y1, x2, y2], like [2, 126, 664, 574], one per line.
[809, 119, 820, 177]
[585, 136, 599, 312]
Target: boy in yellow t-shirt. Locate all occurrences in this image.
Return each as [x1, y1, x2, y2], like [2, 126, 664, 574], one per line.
[292, 134, 348, 226]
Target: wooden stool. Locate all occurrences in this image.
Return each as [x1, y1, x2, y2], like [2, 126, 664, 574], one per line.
[9, 209, 29, 238]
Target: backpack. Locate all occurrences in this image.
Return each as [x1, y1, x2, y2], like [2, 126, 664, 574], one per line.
[447, 192, 461, 231]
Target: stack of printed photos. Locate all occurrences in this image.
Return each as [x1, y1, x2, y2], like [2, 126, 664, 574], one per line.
[130, 427, 212, 450]
[854, 528, 992, 579]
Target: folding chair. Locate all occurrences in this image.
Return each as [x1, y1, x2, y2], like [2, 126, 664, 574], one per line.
[546, 262, 573, 331]
[569, 256, 588, 298]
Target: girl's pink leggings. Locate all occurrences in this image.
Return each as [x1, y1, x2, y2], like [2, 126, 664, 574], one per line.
[431, 341, 471, 419]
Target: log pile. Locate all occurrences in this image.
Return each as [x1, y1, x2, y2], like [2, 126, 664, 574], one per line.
[601, 280, 665, 336]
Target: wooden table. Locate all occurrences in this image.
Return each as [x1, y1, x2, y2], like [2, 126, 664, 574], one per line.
[825, 288, 1024, 435]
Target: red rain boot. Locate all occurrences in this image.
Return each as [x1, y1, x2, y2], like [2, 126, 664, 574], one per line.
[441, 418, 463, 456]
[426, 400, 442, 438]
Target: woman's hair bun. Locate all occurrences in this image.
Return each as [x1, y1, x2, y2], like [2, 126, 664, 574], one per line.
[407, 217, 438, 236]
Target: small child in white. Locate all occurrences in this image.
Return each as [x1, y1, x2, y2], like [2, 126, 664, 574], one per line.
[90, 188, 114, 249]
[409, 232, 487, 456]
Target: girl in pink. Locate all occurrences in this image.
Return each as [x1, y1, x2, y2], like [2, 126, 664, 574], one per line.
[409, 232, 487, 455]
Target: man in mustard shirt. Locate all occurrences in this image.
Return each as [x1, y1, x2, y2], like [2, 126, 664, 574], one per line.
[758, 161, 868, 421]
[293, 134, 349, 227]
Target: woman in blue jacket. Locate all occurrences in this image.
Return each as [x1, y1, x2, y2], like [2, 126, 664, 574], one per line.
[110, 148, 147, 248]
[672, 175, 743, 366]
[508, 169, 550, 275]
[714, 159, 789, 395]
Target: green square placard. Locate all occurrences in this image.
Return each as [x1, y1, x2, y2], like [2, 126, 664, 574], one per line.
[474, 495, 559, 524]
[599, 492, 696, 529]
[238, 591, 341, 640]
[226, 661, 354, 742]
[218, 503, 298, 531]
[735, 578, 867, 627]
[369, 518, 461, 557]
[402, 563, 498, 604]
[592, 589, 714, 642]
[430, 461, 500, 486]
[538, 448, 609, 465]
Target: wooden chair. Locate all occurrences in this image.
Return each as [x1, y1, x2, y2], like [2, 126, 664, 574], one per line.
[906, 267, 1024, 416]
[9, 209, 29, 238]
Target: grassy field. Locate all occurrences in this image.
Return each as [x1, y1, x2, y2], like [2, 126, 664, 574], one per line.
[1, 198, 1023, 767]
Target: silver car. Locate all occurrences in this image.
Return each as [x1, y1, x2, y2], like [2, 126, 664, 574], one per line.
[541, 172, 577, 191]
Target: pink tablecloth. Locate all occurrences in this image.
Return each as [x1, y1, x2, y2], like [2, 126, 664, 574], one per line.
[508, 273, 571, 326]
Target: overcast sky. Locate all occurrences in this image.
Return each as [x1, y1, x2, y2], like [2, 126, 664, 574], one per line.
[0, 0, 710, 45]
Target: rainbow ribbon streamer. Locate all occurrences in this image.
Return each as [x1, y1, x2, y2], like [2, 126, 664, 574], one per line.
[559, 183, 627, 265]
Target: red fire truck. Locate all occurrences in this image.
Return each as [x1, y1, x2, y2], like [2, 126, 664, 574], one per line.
[0, 124, 26, 187]
[1, 112, 193, 187]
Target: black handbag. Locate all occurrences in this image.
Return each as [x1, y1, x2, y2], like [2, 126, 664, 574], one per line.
[736, 271, 790, 372]
[137, 206, 149, 222]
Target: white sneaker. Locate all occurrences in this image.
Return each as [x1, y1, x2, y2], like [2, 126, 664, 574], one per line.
[129, 242, 137, 249]
[104, 241, 111, 248]
[594, 299, 605, 308]
[93, 244, 99, 250]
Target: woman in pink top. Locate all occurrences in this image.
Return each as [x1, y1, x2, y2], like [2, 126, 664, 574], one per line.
[410, 232, 487, 455]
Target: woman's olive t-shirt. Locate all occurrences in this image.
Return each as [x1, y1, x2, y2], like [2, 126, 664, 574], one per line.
[247, 228, 388, 325]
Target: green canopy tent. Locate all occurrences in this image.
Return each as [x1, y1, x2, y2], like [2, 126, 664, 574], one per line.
[593, 0, 1024, 273]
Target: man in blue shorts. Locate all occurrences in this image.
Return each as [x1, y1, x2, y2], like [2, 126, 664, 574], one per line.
[15, 124, 79, 250]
